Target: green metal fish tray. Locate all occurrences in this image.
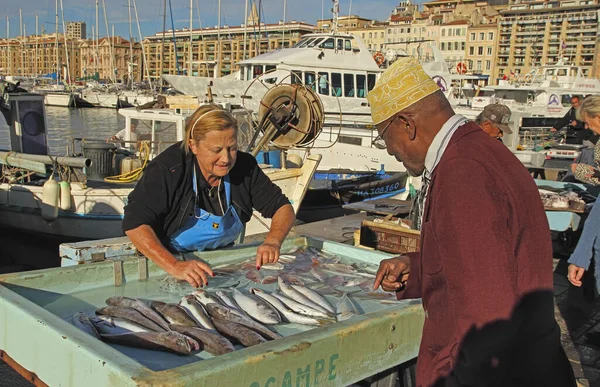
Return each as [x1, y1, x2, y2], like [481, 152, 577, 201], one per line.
[0, 236, 424, 387]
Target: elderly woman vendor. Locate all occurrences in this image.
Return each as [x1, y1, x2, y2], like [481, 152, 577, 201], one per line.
[122, 104, 295, 288]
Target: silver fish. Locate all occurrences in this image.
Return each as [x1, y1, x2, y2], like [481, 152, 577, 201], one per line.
[216, 290, 249, 317]
[278, 254, 297, 262]
[232, 289, 281, 325]
[193, 289, 224, 307]
[204, 303, 282, 340]
[105, 296, 170, 331]
[101, 331, 199, 355]
[261, 262, 285, 271]
[277, 277, 331, 315]
[170, 325, 235, 356]
[92, 316, 150, 334]
[151, 301, 198, 327]
[71, 312, 101, 339]
[252, 289, 330, 326]
[179, 296, 215, 330]
[290, 284, 336, 314]
[310, 267, 329, 282]
[336, 294, 358, 321]
[212, 318, 267, 347]
[271, 292, 332, 319]
[95, 306, 165, 332]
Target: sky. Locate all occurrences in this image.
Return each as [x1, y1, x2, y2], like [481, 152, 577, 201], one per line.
[0, 0, 405, 39]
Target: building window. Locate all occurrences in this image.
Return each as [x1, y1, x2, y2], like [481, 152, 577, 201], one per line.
[387, 29, 391, 34]
[485, 60, 491, 71]
[442, 29, 446, 37]
[477, 60, 482, 71]
[407, 28, 411, 33]
[461, 42, 465, 51]
[488, 32, 493, 41]
[470, 32, 476, 41]
[441, 42, 446, 50]
[479, 32, 484, 41]
[468, 60, 473, 70]
[487, 46, 492, 56]
[469, 46, 475, 55]
[369, 32, 372, 38]
[362, 33, 365, 38]
[478, 46, 483, 55]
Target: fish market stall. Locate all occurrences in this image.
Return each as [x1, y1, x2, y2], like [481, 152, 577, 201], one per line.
[0, 237, 424, 387]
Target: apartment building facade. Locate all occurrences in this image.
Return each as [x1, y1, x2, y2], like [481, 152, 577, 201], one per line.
[80, 37, 143, 83]
[438, 20, 469, 68]
[465, 23, 498, 83]
[66, 22, 87, 40]
[496, 0, 600, 80]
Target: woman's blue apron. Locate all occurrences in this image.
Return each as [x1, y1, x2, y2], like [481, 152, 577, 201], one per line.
[170, 169, 244, 252]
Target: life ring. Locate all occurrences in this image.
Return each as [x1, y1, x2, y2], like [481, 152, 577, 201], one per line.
[373, 52, 385, 67]
[456, 62, 467, 74]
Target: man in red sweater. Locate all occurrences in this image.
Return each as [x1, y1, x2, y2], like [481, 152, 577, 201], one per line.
[369, 57, 575, 386]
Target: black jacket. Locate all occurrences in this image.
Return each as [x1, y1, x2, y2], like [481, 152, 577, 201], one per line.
[122, 142, 290, 245]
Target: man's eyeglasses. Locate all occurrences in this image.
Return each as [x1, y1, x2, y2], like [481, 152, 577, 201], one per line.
[372, 116, 398, 150]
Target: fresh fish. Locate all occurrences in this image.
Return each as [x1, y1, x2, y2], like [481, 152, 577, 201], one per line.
[105, 296, 170, 331]
[278, 277, 331, 315]
[216, 290, 249, 317]
[71, 312, 101, 339]
[204, 303, 282, 340]
[101, 331, 199, 355]
[326, 276, 346, 288]
[193, 289, 224, 307]
[271, 292, 332, 319]
[336, 294, 358, 321]
[179, 296, 215, 330]
[280, 273, 305, 286]
[245, 270, 278, 284]
[290, 284, 336, 314]
[278, 254, 296, 263]
[212, 318, 267, 347]
[310, 267, 329, 282]
[312, 259, 358, 275]
[231, 289, 281, 325]
[151, 301, 198, 327]
[261, 262, 285, 271]
[252, 289, 330, 326]
[95, 306, 165, 332]
[340, 278, 363, 287]
[170, 325, 235, 356]
[92, 316, 150, 334]
[353, 271, 376, 279]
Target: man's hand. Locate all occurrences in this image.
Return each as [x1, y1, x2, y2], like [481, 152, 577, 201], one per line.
[256, 242, 280, 268]
[373, 256, 411, 292]
[168, 260, 214, 288]
[568, 264, 585, 287]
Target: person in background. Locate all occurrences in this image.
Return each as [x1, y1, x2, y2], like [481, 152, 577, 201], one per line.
[111, 119, 139, 142]
[368, 57, 575, 386]
[122, 104, 295, 288]
[551, 96, 587, 144]
[474, 103, 512, 140]
[567, 96, 600, 311]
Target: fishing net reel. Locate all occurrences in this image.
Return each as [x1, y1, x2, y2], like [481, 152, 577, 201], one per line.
[241, 70, 328, 157]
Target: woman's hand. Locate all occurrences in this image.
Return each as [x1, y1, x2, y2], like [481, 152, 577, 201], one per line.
[568, 264, 585, 287]
[256, 242, 280, 268]
[168, 260, 214, 288]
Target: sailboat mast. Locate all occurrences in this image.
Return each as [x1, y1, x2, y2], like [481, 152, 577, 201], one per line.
[128, 0, 133, 88]
[55, 0, 59, 84]
[35, 14, 38, 77]
[160, 0, 166, 89]
[19, 8, 23, 76]
[282, 0, 286, 49]
[96, 0, 99, 79]
[216, 0, 221, 78]
[243, 0, 248, 60]
[189, 0, 193, 77]
[6, 16, 10, 76]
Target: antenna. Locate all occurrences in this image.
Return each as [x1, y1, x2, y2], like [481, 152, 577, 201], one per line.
[332, 0, 339, 35]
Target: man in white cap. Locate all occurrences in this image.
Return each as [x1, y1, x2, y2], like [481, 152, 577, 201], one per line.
[370, 57, 575, 386]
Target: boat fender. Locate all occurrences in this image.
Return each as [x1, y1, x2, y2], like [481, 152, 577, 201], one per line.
[120, 157, 133, 175]
[59, 181, 72, 211]
[41, 175, 59, 222]
[286, 154, 304, 168]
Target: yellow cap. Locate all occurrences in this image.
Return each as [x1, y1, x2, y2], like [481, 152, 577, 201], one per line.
[367, 57, 440, 125]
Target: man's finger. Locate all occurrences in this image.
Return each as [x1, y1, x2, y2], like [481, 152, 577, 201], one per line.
[373, 263, 389, 291]
[382, 279, 402, 292]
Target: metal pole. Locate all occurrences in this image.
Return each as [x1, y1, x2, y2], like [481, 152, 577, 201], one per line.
[282, 0, 286, 49]
[128, 0, 133, 88]
[168, 0, 179, 75]
[101, 0, 115, 84]
[189, 0, 193, 77]
[0, 155, 47, 174]
[0, 151, 92, 168]
[243, 0, 248, 60]
[96, 0, 99, 79]
[35, 14, 38, 77]
[161, 0, 166, 88]
[132, 0, 152, 90]
[55, 0, 59, 84]
[216, 0, 221, 78]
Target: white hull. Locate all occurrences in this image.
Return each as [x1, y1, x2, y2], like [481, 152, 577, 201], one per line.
[44, 93, 73, 107]
[0, 155, 321, 240]
[80, 92, 120, 108]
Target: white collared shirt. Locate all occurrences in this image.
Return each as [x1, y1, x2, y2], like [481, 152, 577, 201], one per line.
[420, 114, 469, 214]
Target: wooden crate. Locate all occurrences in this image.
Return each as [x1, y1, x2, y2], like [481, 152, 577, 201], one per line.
[359, 219, 420, 254]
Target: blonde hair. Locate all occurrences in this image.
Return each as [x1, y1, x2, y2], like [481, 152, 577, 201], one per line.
[182, 104, 238, 153]
[577, 95, 600, 122]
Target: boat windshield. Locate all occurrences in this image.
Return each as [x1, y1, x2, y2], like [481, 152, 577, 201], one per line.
[307, 38, 324, 48]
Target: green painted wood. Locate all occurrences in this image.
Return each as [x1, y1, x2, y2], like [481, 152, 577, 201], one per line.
[0, 237, 425, 387]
